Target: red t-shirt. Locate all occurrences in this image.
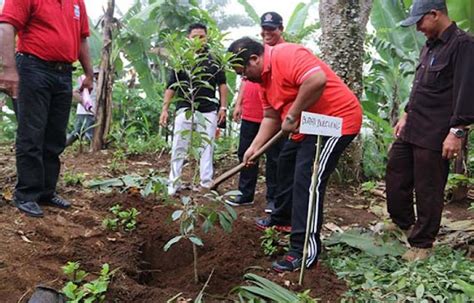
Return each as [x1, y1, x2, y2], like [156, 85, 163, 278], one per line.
[0, 0, 90, 63]
[260, 44, 362, 140]
[241, 80, 264, 123]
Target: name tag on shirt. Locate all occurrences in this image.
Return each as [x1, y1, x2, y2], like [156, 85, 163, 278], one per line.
[300, 112, 342, 137]
[74, 5, 80, 20]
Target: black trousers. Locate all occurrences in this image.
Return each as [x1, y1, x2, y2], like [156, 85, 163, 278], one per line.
[14, 55, 72, 202]
[386, 139, 449, 248]
[271, 134, 356, 267]
[237, 119, 283, 202]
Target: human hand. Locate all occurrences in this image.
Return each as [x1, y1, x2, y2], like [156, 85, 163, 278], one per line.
[442, 132, 462, 159]
[218, 108, 226, 125]
[281, 114, 299, 135]
[159, 110, 169, 128]
[80, 74, 93, 93]
[0, 67, 19, 99]
[394, 113, 407, 137]
[243, 146, 258, 167]
[233, 104, 242, 122]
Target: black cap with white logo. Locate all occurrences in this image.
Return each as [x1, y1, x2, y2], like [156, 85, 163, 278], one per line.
[260, 12, 283, 29]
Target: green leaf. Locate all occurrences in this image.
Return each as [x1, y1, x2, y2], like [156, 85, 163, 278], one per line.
[62, 282, 78, 299]
[454, 279, 474, 297]
[172, 210, 184, 221]
[189, 236, 204, 246]
[164, 235, 183, 251]
[416, 283, 425, 298]
[325, 229, 406, 256]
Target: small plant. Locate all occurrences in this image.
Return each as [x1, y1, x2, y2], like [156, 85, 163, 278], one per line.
[107, 149, 127, 174]
[233, 273, 318, 302]
[260, 227, 281, 256]
[102, 204, 139, 232]
[63, 171, 86, 187]
[360, 180, 377, 194]
[61, 261, 116, 303]
[164, 191, 238, 283]
[469, 203, 474, 211]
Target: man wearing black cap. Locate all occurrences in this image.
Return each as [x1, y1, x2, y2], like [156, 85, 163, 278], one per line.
[385, 0, 474, 261]
[226, 12, 285, 212]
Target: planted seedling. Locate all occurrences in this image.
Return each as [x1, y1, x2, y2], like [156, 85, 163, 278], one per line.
[63, 171, 86, 187]
[164, 191, 238, 283]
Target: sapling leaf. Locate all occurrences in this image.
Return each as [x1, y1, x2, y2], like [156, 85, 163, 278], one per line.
[189, 236, 204, 246]
[172, 210, 183, 221]
[223, 204, 238, 221]
[164, 235, 183, 251]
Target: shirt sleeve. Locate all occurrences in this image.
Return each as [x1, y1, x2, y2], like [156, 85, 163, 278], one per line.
[0, 0, 31, 31]
[215, 68, 227, 86]
[450, 38, 474, 127]
[79, 0, 90, 38]
[289, 48, 322, 86]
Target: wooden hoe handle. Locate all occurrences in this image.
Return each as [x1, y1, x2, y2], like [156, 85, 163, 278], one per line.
[210, 130, 285, 190]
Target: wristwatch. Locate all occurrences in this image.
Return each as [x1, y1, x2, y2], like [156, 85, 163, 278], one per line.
[285, 114, 296, 123]
[450, 128, 465, 138]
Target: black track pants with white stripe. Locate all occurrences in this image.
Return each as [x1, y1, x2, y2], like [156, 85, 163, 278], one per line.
[271, 134, 356, 267]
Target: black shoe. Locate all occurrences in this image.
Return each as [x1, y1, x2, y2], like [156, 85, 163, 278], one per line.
[272, 254, 302, 272]
[225, 194, 254, 206]
[40, 195, 71, 209]
[255, 216, 291, 233]
[14, 200, 44, 217]
[264, 201, 275, 213]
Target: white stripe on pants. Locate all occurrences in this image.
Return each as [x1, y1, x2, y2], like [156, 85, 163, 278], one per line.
[168, 109, 217, 194]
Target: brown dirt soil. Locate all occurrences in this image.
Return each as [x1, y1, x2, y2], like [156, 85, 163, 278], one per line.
[0, 144, 472, 302]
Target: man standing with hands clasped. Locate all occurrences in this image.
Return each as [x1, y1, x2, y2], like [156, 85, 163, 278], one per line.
[385, 0, 474, 261]
[0, 0, 93, 217]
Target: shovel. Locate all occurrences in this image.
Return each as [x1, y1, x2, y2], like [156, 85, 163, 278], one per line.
[210, 130, 285, 190]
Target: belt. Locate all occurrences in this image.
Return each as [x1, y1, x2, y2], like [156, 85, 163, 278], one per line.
[17, 52, 73, 72]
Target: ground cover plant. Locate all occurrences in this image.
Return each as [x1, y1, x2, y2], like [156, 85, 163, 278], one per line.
[325, 233, 474, 302]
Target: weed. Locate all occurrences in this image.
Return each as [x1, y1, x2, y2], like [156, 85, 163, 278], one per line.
[260, 227, 281, 256]
[107, 149, 127, 174]
[63, 171, 86, 187]
[325, 243, 474, 302]
[360, 180, 376, 193]
[102, 204, 139, 232]
[61, 261, 116, 303]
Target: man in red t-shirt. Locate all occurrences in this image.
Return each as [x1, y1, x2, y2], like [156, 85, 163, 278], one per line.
[226, 12, 285, 213]
[228, 37, 362, 272]
[0, 0, 93, 218]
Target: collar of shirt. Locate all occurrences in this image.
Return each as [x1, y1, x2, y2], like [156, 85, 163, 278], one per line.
[426, 22, 458, 48]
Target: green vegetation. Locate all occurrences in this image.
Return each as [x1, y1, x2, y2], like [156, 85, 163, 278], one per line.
[325, 233, 474, 302]
[102, 204, 140, 232]
[62, 262, 117, 303]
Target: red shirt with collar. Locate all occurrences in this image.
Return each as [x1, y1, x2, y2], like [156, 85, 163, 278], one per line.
[0, 0, 90, 63]
[260, 43, 362, 139]
[241, 37, 286, 124]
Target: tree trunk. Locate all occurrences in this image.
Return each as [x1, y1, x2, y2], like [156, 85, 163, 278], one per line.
[92, 0, 115, 151]
[319, 0, 372, 182]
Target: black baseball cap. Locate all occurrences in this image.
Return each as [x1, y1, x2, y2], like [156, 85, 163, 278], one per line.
[400, 0, 447, 27]
[260, 12, 283, 29]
